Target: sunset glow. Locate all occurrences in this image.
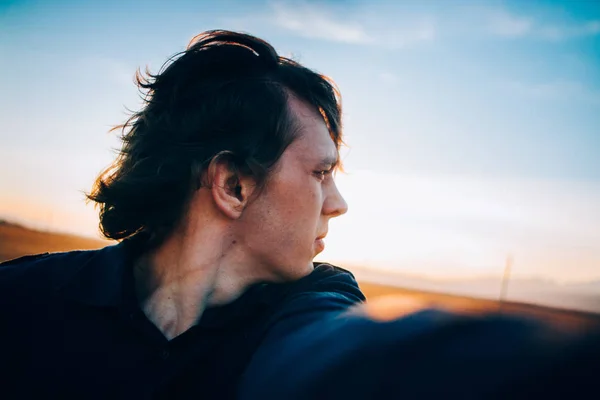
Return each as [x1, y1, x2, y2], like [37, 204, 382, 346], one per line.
[1, 0, 599, 291]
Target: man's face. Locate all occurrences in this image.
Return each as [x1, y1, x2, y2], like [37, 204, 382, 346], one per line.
[238, 96, 348, 281]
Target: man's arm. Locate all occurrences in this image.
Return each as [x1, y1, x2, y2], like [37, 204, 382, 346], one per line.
[239, 293, 599, 399]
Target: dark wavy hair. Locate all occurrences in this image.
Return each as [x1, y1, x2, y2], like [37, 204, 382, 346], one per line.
[87, 30, 343, 246]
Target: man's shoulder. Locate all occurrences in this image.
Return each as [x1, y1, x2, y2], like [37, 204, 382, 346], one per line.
[253, 262, 366, 326]
[0, 250, 100, 294]
[289, 262, 365, 302]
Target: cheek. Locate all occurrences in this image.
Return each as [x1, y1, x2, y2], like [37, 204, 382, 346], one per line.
[285, 178, 322, 219]
[257, 174, 324, 240]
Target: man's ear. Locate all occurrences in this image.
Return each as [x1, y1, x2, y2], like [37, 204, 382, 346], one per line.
[205, 152, 256, 219]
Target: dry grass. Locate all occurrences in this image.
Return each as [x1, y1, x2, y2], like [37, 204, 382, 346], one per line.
[0, 222, 109, 262]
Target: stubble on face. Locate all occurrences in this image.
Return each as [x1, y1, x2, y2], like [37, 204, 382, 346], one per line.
[237, 95, 342, 282]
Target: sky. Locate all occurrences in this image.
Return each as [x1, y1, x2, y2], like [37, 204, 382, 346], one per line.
[1, 0, 599, 287]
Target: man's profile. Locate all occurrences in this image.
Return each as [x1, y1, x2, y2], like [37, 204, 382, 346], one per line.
[1, 30, 598, 399]
[1, 30, 361, 398]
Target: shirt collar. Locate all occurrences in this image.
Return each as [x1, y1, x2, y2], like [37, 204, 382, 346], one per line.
[56, 236, 328, 328]
[57, 236, 274, 329]
[58, 235, 146, 307]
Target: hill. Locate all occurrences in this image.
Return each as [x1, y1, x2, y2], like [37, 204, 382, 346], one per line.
[0, 221, 109, 262]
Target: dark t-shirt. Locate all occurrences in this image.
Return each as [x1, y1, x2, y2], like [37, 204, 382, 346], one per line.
[0, 240, 364, 399]
[1, 240, 598, 399]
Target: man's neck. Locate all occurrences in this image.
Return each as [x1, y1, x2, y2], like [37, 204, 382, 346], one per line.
[133, 227, 252, 340]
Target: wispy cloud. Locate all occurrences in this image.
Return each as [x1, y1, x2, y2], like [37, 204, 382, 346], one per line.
[224, 1, 435, 49]
[270, 2, 371, 44]
[485, 9, 600, 40]
[487, 10, 533, 37]
[504, 80, 600, 105]
[537, 19, 600, 40]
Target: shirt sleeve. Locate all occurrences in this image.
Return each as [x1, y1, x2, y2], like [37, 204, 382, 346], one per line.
[238, 294, 598, 399]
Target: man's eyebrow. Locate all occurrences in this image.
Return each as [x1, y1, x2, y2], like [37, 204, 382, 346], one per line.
[319, 155, 340, 168]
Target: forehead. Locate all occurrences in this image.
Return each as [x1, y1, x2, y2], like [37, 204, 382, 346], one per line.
[285, 95, 338, 163]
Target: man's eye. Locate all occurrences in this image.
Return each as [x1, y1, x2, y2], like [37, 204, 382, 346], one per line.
[314, 170, 331, 180]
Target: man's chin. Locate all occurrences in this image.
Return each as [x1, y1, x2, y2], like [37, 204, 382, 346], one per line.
[268, 257, 317, 283]
[284, 261, 315, 281]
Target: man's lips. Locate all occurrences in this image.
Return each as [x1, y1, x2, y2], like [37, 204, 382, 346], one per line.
[315, 231, 327, 253]
[314, 238, 325, 252]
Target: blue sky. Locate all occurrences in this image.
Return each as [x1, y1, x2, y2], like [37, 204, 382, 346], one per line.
[1, 0, 599, 284]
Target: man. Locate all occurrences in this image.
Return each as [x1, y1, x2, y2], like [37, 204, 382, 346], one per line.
[1, 30, 360, 398]
[1, 30, 598, 399]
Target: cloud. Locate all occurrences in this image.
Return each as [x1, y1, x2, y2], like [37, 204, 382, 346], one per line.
[485, 9, 600, 40]
[270, 2, 371, 44]
[487, 10, 533, 37]
[538, 19, 600, 40]
[504, 80, 600, 105]
[224, 1, 435, 49]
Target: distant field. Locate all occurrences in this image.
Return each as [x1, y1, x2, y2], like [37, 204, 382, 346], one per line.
[2, 221, 598, 332]
[0, 221, 109, 262]
[358, 281, 599, 332]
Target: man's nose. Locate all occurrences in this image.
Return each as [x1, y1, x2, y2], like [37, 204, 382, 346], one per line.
[323, 181, 348, 218]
